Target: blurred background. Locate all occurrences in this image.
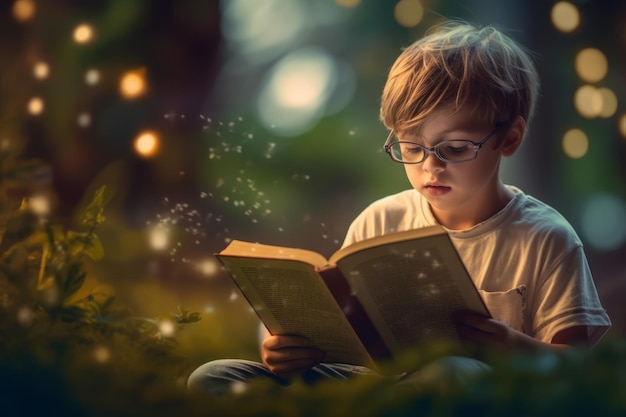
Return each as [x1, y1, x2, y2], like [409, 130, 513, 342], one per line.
[2, 0, 625, 366]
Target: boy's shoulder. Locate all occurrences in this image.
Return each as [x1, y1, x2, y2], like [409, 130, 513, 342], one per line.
[505, 188, 582, 246]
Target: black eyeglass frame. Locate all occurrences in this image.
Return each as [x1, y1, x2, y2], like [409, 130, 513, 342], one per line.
[383, 125, 503, 164]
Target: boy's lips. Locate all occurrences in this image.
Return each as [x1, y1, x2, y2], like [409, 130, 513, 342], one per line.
[424, 182, 451, 195]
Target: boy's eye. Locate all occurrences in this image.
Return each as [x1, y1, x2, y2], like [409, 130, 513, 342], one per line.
[405, 145, 423, 154]
[440, 141, 470, 153]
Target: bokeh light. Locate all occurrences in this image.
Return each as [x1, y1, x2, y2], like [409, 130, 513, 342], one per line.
[28, 195, 51, 216]
[619, 114, 626, 138]
[158, 320, 176, 337]
[580, 194, 626, 251]
[197, 258, 220, 277]
[119, 70, 147, 99]
[73, 24, 94, 44]
[12, 0, 36, 22]
[85, 69, 101, 85]
[134, 131, 159, 157]
[394, 0, 424, 28]
[27, 97, 44, 115]
[550, 1, 580, 33]
[257, 48, 339, 136]
[575, 48, 608, 83]
[77, 112, 91, 127]
[335, 0, 361, 7]
[562, 128, 589, 159]
[574, 85, 602, 118]
[597, 87, 618, 118]
[33, 62, 50, 79]
[148, 225, 169, 250]
[221, 0, 305, 64]
[93, 346, 111, 363]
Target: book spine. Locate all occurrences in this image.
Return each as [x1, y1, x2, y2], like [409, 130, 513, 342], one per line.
[318, 266, 392, 361]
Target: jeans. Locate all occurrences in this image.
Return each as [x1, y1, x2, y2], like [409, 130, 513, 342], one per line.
[187, 356, 490, 396]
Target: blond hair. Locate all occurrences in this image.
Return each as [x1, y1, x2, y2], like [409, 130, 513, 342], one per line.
[380, 21, 540, 135]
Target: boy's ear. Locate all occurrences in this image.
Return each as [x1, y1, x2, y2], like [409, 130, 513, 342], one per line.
[500, 115, 526, 157]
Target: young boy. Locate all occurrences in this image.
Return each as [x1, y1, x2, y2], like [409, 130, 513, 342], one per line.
[187, 21, 611, 395]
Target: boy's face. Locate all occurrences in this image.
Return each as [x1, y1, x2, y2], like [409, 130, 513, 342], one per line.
[399, 105, 512, 229]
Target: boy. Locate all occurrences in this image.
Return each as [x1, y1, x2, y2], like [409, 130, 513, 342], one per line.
[187, 21, 611, 395]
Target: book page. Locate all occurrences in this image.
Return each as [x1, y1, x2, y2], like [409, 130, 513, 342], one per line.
[336, 233, 489, 356]
[217, 255, 374, 368]
[219, 240, 329, 268]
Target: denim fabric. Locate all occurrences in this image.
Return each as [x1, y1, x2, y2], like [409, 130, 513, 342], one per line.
[187, 356, 490, 396]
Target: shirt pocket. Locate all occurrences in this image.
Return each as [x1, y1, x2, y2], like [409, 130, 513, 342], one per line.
[478, 285, 527, 333]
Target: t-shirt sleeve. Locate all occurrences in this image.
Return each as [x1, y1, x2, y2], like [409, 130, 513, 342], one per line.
[531, 245, 611, 345]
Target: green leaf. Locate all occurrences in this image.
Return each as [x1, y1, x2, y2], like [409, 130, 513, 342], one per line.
[78, 185, 112, 227]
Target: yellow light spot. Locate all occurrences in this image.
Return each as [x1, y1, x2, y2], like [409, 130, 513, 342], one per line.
[120, 70, 147, 99]
[574, 85, 601, 118]
[618, 114, 626, 139]
[28, 195, 50, 216]
[597, 87, 618, 118]
[551, 1, 580, 33]
[149, 225, 169, 250]
[159, 320, 176, 337]
[85, 69, 101, 85]
[27, 97, 44, 115]
[73, 24, 94, 44]
[93, 346, 111, 363]
[33, 62, 49, 79]
[16, 306, 34, 326]
[197, 258, 220, 277]
[12, 0, 36, 22]
[575, 48, 608, 83]
[394, 0, 424, 28]
[562, 128, 589, 159]
[77, 112, 91, 127]
[134, 131, 159, 157]
[335, 0, 361, 7]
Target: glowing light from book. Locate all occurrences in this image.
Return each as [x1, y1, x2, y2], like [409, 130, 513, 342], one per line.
[134, 131, 159, 157]
[561, 129, 588, 159]
[575, 48, 608, 83]
[33, 62, 49, 79]
[13, 0, 35, 22]
[120, 70, 146, 99]
[394, 0, 424, 28]
[149, 225, 169, 250]
[27, 97, 44, 115]
[574, 85, 602, 118]
[550, 1, 580, 33]
[335, 0, 361, 7]
[85, 69, 101, 85]
[73, 24, 94, 44]
[77, 112, 91, 127]
[158, 320, 176, 336]
[580, 193, 626, 251]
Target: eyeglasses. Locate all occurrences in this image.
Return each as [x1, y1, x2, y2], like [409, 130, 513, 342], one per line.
[383, 126, 501, 164]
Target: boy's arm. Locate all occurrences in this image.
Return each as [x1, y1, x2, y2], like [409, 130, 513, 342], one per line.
[454, 313, 589, 352]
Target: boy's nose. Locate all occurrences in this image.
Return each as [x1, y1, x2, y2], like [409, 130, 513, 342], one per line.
[422, 152, 446, 172]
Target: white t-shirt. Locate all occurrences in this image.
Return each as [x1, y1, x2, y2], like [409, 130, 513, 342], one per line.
[342, 186, 611, 345]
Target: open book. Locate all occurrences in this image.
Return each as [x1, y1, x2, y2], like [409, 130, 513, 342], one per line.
[216, 225, 490, 371]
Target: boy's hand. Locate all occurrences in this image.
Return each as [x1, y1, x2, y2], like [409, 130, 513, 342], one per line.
[453, 313, 520, 351]
[261, 334, 325, 378]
